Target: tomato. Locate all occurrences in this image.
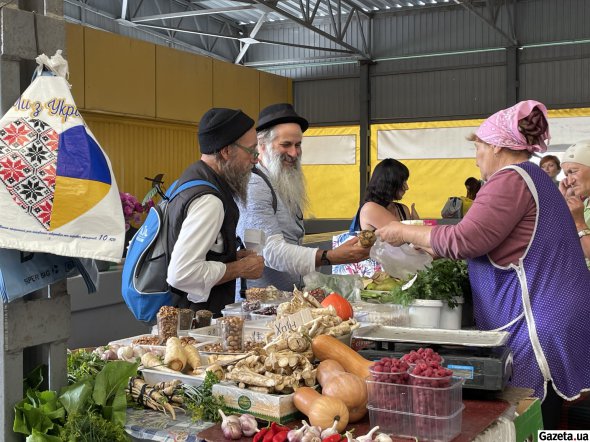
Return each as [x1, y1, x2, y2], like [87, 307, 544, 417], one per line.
[321, 292, 353, 320]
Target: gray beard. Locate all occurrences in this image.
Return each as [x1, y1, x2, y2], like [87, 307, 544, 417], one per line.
[262, 150, 308, 216]
[219, 158, 250, 204]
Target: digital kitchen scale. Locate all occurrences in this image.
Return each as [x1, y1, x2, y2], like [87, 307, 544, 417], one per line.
[355, 325, 513, 391]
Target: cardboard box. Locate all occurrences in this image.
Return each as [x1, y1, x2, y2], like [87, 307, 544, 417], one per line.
[514, 398, 543, 442]
[212, 383, 300, 424]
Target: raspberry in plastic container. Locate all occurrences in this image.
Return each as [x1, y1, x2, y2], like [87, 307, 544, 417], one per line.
[409, 363, 454, 418]
[367, 357, 412, 420]
[401, 347, 444, 366]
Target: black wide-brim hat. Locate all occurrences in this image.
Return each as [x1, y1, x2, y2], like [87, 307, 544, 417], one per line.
[256, 103, 309, 133]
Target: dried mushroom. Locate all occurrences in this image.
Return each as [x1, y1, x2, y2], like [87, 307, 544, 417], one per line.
[358, 230, 377, 248]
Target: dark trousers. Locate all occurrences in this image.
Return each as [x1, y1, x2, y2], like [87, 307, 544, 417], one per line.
[542, 382, 563, 430]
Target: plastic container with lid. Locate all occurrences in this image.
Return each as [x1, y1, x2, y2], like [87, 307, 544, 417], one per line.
[367, 404, 464, 442]
[218, 316, 244, 352]
[157, 306, 178, 342]
[352, 301, 410, 326]
[221, 308, 251, 320]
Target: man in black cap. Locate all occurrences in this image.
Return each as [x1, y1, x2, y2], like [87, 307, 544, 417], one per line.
[236, 103, 369, 292]
[167, 107, 264, 316]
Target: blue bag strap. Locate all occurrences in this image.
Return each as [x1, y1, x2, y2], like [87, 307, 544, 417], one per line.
[169, 180, 219, 201]
[349, 208, 361, 232]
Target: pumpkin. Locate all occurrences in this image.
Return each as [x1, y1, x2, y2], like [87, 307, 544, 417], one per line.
[317, 359, 368, 422]
[321, 292, 353, 320]
[312, 334, 373, 379]
[293, 386, 349, 432]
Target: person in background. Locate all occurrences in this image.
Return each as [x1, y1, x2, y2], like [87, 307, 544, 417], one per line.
[375, 100, 590, 430]
[559, 139, 590, 268]
[540, 154, 561, 185]
[166, 108, 264, 316]
[460, 177, 482, 216]
[236, 103, 370, 291]
[464, 177, 481, 201]
[354, 158, 419, 231]
[333, 158, 418, 276]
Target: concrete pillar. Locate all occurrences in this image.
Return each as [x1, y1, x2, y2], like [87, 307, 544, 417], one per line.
[0, 5, 66, 441]
[0, 1, 65, 114]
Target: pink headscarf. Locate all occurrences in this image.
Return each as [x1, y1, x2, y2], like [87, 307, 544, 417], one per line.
[476, 100, 550, 153]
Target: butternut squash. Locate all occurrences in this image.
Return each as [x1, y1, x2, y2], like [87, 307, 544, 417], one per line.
[293, 386, 349, 432]
[317, 359, 368, 422]
[311, 334, 373, 379]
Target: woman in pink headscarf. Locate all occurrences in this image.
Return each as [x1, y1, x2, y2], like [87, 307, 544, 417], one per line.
[376, 100, 590, 429]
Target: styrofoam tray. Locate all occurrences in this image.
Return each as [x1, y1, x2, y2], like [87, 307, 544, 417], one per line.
[141, 368, 206, 387]
[353, 325, 509, 347]
[108, 333, 219, 349]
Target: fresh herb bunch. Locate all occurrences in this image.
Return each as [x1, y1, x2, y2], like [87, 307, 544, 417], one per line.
[67, 349, 107, 384]
[362, 259, 469, 308]
[403, 259, 468, 308]
[183, 371, 227, 422]
[60, 411, 130, 442]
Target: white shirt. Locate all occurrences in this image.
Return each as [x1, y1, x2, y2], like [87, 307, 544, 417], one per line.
[236, 168, 317, 292]
[166, 194, 227, 303]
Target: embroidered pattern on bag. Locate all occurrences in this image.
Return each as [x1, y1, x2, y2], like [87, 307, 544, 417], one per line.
[0, 118, 57, 229]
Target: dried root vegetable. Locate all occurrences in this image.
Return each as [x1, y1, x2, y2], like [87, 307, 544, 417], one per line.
[141, 352, 181, 373]
[127, 377, 182, 419]
[182, 343, 202, 371]
[164, 337, 187, 371]
[225, 370, 276, 388]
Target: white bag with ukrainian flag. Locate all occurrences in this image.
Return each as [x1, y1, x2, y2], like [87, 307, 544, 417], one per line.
[0, 51, 124, 261]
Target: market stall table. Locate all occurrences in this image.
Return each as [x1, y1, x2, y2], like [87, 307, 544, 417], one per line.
[126, 401, 509, 441]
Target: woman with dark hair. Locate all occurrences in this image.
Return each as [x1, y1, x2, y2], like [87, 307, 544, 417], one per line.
[376, 100, 590, 429]
[332, 158, 418, 276]
[352, 158, 418, 231]
[464, 177, 481, 200]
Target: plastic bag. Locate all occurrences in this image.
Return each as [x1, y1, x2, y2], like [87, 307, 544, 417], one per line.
[303, 271, 364, 302]
[369, 238, 432, 280]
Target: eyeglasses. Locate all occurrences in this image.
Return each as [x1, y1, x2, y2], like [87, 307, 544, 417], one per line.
[233, 142, 259, 159]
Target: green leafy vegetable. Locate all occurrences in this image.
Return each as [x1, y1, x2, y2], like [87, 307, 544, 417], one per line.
[183, 371, 227, 422]
[60, 411, 130, 442]
[15, 353, 138, 441]
[67, 350, 107, 384]
[361, 259, 469, 308]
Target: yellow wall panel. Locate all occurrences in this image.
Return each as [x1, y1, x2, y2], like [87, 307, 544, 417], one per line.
[84, 28, 156, 117]
[212, 60, 259, 121]
[259, 71, 291, 109]
[302, 126, 360, 219]
[65, 24, 85, 108]
[83, 112, 198, 200]
[156, 46, 213, 123]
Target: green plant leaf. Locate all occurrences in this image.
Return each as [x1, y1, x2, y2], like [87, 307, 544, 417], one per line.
[24, 365, 45, 392]
[59, 380, 93, 415]
[13, 403, 56, 435]
[92, 360, 138, 408]
[26, 428, 62, 442]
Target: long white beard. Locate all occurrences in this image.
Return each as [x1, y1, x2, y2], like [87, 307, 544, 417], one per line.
[263, 149, 308, 216]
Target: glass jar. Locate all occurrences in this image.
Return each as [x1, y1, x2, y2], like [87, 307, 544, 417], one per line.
[218, 316, 244, 352]
[193, 310, 213, 328]
[157, 306, 178, 342]
[178, 308, 194, 330]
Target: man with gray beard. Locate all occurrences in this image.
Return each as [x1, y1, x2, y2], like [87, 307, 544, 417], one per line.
[236, 103, 370, 292]
[167, 108, 264, 316]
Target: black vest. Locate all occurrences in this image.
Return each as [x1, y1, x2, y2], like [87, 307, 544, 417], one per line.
[167, 160, 239, 316]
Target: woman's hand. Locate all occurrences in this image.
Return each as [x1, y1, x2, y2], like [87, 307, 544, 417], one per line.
[376, 221, 405, 246]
